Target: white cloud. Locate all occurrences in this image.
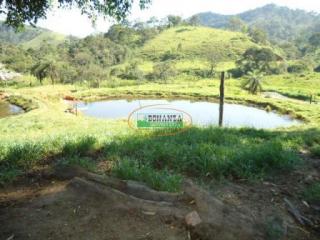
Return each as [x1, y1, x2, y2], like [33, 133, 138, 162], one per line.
[35, 0, 320, 37]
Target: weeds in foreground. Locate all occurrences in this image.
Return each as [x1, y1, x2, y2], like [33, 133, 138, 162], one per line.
[113, 158, 182, 192]
[105, 127, 301, 184]
[310, 144, 320, 158]
[1, 126, 318, 191]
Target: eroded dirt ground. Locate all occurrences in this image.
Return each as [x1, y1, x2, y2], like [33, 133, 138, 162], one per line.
[0, 155, 319, 240]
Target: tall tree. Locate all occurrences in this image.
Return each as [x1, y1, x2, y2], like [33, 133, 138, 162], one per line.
[237, 47, 277, 75]
[0, 0, 152, 29]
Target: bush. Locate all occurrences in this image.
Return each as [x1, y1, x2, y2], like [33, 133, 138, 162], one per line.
[287, 62, 310, 73]
[148, 61, 177, 82]
[228, 68, 244, 78]
[120, 62, 144, 80]
[314, 65, 320, 73]
[161, 50, 182, 61]
[182, 69, 212, 78]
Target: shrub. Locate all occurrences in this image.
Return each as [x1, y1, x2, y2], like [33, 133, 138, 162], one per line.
[314, 65, 320, 73]
[287, 62, 310, 73]
[120, 62, 144, 80]
[149, 61, 177, 82]
[161, 50, 181, 61]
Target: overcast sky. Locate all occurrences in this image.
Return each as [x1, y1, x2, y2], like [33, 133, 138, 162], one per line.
[36, 0, 320, 37]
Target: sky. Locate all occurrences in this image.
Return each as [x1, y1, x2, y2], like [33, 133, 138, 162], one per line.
[34, 0, 320, 38]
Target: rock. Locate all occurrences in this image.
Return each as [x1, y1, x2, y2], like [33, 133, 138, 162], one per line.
[0, 63, 21, 81]
[185, 211, 202, 227]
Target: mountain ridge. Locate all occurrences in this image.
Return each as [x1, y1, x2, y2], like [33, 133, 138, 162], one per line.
[192, 4, 320, 42]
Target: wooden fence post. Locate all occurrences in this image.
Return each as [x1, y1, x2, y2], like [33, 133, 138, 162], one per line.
[219, 71, 225, 127]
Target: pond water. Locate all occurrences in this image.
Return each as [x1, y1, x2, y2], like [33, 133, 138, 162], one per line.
[77, 99, 301, 129]
[0, 101, 24, 118]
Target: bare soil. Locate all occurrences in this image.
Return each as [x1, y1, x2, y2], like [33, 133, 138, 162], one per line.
[0, 156, 319, 240]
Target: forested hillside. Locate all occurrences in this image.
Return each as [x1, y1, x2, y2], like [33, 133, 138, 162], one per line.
[1, 4, 320, 88]
[193, 4, 320, 42]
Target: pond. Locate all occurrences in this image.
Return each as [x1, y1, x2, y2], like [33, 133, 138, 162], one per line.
[0, 101, 24, 118]
[77, 99, 301, 129]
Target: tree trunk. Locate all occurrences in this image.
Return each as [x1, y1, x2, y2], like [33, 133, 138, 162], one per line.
[219, 72, 225, 127]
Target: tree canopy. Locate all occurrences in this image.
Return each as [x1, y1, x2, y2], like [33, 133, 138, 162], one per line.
[0, 0, 152, 28]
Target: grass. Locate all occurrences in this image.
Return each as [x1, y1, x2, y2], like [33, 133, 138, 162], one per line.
[58, 156, 97, 172]
[141, 26, 258, 60]
[104, 127, 301, 182]
[22, 31, 66, 49]
[264, 73, 320, 101]
[303, 182, 320, 203]
[310, 144, 320, 157]
[6, 94, 39, 111]
[113, 158, 182, 192]
[0, 71, 320, 190]
[265, 215, 285, 240]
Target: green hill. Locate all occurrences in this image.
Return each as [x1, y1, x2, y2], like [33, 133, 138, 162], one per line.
[21, 31, 66, 49]
[141, 26, 259, 61]
[0, 21, 66, 49]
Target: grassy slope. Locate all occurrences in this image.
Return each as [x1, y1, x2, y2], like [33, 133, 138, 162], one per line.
[22, 31, 66, 49]
[264, 73, 320, 99]
[141, 26, 258, 60]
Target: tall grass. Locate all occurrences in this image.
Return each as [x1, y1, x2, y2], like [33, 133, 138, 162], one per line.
[104, 127, 301, 184]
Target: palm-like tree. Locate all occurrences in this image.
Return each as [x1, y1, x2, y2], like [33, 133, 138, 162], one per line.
[242, 71, 263, 94]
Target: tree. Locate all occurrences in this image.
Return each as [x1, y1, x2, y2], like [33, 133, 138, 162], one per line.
[237, 47, 277, 75]
[242, 71, 263, 94]
[309, 33, 320, 48]
[167, 15, 182, 27]
[31, 60, 59, 85]
[248, 27, 268, 45]
[228, 17, 246, 32]
[0, 0, 152, 29]
[206, 52, 223, 77]
[188, 16, 200, 26]
[151, 61, 176, 83]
